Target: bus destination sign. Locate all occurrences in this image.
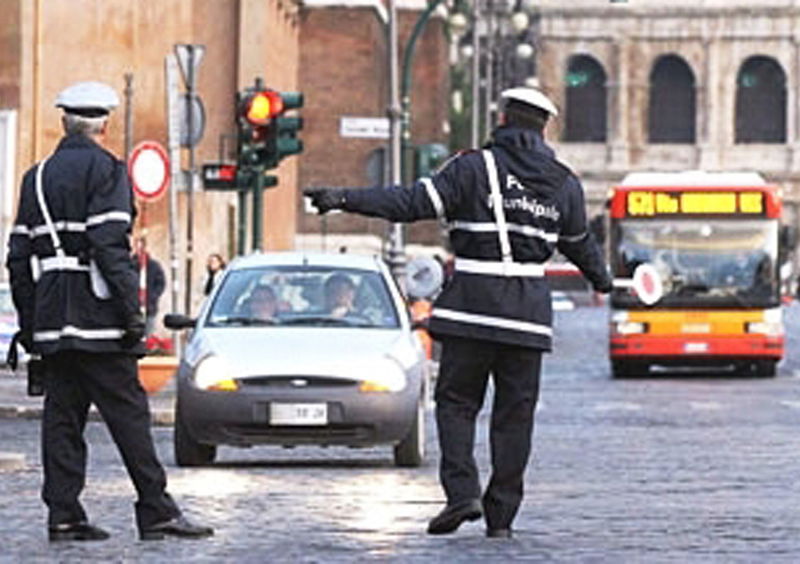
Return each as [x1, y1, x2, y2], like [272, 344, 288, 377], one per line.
[626, 191, 764, 217]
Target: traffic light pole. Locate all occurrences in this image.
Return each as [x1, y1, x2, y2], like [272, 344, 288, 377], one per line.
[237, 189, 247, 255]
[252, 168, 265, 251]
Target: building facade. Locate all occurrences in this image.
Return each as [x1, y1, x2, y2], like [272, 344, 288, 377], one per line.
[533, 0, 800, 230]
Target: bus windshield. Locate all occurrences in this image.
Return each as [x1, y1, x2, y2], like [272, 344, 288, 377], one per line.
[612, 218, 779, 306]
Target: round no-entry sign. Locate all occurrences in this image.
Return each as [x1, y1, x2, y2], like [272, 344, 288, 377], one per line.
[128, 141, 170, 201]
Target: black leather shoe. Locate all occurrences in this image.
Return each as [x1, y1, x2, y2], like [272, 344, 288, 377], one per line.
[427, 499, 483, 535]
[48, 522, 110, 542]
[486, 528, 512, 539]
[140, 515, 214, 541]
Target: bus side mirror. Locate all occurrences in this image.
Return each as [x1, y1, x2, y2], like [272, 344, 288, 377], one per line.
[780, 224, 797, 252]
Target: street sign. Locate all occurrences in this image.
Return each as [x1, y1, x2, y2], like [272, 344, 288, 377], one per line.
[202, 163, 239, 190]
[128, 141, 170, 201]
[179, 94, 206, 148]
[340, 116, 390, 139]
[174, 44, 205, 90]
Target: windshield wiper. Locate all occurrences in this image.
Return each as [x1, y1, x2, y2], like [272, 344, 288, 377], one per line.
[280, 316, 364, 327]
[211, 316, 277, 326]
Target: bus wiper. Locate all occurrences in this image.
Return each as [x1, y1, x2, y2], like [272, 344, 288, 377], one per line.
[714, 288, 758, 308]
[671, 277, 710, 296]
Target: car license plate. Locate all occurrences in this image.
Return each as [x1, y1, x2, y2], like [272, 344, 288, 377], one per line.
[270, 403, 328, 426]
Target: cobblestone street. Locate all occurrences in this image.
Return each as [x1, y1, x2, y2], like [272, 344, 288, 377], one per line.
[2, 303, 800, 562]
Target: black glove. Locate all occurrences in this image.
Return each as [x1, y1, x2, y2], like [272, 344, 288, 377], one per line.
[121, 312, 146, 348]
[303, 188, 347, 214]
[593, 273, 614, 294]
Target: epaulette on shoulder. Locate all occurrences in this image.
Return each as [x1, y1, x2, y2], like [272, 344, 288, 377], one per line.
[433, 150, 474, 174]
[554, 156, 576, 175]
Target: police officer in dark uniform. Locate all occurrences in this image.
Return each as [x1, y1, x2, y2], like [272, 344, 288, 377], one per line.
[7, 81, 213, 542]
[305, 87, 612, 538]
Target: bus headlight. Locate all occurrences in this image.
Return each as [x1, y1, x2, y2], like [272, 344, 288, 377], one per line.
[746, 321, 783, 337]
[613, 321, 647, 335]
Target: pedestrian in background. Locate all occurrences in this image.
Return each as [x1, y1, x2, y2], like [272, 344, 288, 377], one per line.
[6, 81, 213, 542]
[306, 87, 612, 539]
[133, 237, 166, 336]
[203, 252, 226, 296]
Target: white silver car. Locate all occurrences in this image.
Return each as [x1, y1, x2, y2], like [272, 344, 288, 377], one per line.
[165, 252, 429, 467]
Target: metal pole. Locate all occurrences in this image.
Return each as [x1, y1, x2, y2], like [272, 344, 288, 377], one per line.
[470, 0, 481, 148]
[387, 0, 405, 287]
[484, 0, 495, 137]
[400, 0, 445, 182]
[252, 170, 264, 251]
[184, 46, 196, 315]
[237, 189, 247, 256]
[124, 73, 133, 160]
[165, 54, 182, 356]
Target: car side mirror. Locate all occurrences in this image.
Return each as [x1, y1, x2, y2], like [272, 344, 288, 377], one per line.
[163, 313, 196, 330]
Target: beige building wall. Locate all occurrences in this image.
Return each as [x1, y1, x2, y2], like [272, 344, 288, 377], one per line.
[1, 0, 301, 316]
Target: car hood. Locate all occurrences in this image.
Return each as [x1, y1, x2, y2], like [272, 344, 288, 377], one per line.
[184, 327, 422, 380]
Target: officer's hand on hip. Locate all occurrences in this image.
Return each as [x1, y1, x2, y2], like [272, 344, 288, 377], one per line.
[122, 312, 146, 348]
[303, 188, 347, 214]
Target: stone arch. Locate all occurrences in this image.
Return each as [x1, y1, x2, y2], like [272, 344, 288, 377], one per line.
[648, 54, 696, 143]
[735, 55, 787, 143]
[563, 54, 607, 142]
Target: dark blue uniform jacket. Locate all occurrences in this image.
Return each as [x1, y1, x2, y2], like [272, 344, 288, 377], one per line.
[7, 134, 144, 355]
[343, 126, 610, 350]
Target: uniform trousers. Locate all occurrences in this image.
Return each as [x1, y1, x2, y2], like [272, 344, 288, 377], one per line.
[41, 350, 180, 530]
[435, 336, 542, 529]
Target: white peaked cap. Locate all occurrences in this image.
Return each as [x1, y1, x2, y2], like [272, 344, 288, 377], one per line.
[54, 81, 120, 111]
[500, 87, 559, 117]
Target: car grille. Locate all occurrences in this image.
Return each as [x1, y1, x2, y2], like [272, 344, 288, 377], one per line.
[223, 424, 375, 442]
[238, 376, 358, 389]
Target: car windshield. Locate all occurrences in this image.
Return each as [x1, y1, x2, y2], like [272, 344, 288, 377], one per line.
[205, 266, 400, 329]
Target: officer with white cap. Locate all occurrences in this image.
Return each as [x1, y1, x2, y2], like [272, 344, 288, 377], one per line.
[305, 84, 611, 538]
[7, 81, 213, 542]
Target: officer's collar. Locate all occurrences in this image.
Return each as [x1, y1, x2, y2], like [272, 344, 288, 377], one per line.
[56, 133, 103, 151]
[490, 125, 551, 155]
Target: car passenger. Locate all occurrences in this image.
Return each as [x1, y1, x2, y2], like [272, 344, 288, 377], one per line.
[246, 285, 279, 321]
[324, 274, 357, 318]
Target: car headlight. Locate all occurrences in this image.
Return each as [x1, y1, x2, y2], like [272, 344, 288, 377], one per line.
[193, 355, 239, 391]
[357, 356, 407, 393]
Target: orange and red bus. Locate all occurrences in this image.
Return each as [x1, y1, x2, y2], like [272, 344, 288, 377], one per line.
[607, 171, 791, 378]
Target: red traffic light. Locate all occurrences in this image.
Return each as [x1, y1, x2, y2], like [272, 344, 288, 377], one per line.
[244, 90, 284, 126]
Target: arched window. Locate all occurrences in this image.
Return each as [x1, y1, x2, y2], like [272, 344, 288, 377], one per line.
[735, 56, 786, 143]
[564, 55, 607, 142]
[648, 55, 696, 143]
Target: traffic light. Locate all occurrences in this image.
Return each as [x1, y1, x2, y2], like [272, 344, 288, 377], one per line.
[235, 78, 303, 173]
[267, 91, 304, 167]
